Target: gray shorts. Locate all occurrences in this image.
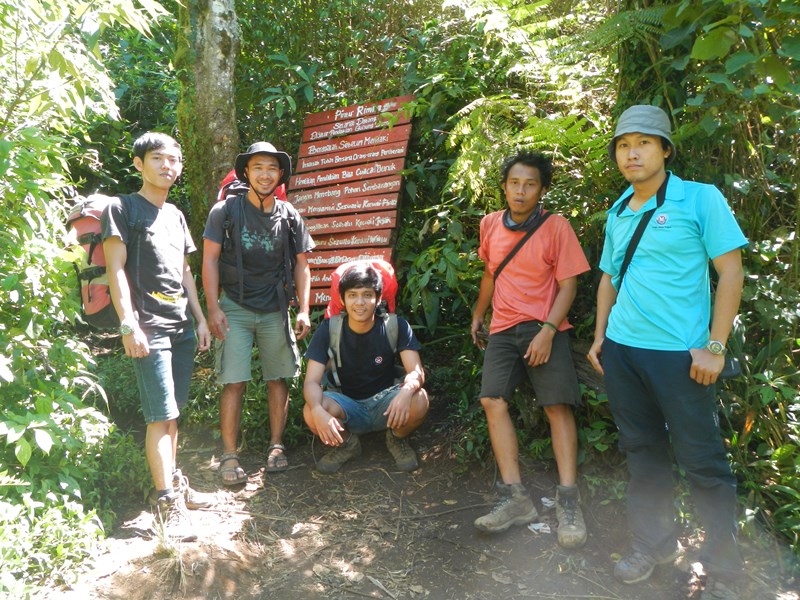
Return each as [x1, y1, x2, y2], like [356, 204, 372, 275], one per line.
[479, 320, 581, 406]
[214, 294, 299, 384]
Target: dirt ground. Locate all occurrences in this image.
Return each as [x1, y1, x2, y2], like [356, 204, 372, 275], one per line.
[52, 404, 799, 600]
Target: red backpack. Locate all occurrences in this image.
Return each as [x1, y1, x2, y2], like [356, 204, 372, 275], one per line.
[66, 194, 142, 329]
[324, 259, 398, 318]
[216, 169, 287, 203]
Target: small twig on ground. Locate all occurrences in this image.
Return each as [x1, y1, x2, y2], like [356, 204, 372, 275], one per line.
[339, 587, 378, 599]
[436, 535, 503, 561]
[572, 571, 622, 599]
[393, 502, 491, 520]
[367, 575, 397, 599]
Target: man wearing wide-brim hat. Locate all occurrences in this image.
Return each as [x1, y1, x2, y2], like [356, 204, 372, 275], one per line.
[202, 141, 315, 485]
[587, 105, 748, 599]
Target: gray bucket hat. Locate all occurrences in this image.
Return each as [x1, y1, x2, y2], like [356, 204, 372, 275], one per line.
[608, 105, 676, 164]
[234, 142, 292, 185]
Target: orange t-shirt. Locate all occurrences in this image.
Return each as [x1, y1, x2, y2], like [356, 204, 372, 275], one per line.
[478, 211, 590, 334]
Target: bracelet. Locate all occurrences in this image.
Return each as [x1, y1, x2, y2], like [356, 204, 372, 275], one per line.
[542, 321, 559, 333]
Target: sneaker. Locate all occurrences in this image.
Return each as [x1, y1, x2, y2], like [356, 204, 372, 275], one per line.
[555, 485, 587, 549]
[474, 483, 538, 533]
[385, 429, 419, 471]
[317, 434, 361, 474]
[154, 492, 197, 543]
[614, 544, 682, 584]
[174, 470, 214, 510]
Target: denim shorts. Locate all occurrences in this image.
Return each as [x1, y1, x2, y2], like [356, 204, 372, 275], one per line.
[324, 384, 403, 435]
[479, 320, 581, 406]
[132, 325, 196, 424]
[214, 294, 299, 384]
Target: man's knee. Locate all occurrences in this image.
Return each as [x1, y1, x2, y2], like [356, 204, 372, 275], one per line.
[412, 388, 430, 419]
[480, 395, 508, 414]
[223, 381, 246, 397]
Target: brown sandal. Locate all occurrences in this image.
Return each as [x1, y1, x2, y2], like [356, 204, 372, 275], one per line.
[266, 444, 288, 473]
[218, 452, 247, 486]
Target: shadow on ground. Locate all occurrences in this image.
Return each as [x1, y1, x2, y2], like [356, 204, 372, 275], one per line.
[54, 410, 799, 600]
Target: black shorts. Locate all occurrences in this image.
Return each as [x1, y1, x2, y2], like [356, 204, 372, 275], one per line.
[479, 320, 581, 407]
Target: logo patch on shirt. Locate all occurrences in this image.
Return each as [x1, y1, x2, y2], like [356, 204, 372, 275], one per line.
[374, 356, 384, 365]
[655, 214, 669, 226]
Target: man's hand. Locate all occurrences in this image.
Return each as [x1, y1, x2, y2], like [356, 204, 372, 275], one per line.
[524, 329, 554, 367]
[689, 347, 724, 386]
[196, 321, 212, 352]
[295, 310, 311, 340]
[471, 318, 488, 349]
[587, 337, 604, 375]
[207, 306, 229, 340]
[312, 405, 345, 446]
[384, 388, 413, 430]
[123, 326, 150, 359]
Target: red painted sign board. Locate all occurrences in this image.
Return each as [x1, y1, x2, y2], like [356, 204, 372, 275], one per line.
[302, 110, 412, 143]
[289, 175, 402, 206]
[312, 289, 334, 307]
[296, 140, 409, 173]
[310, 268, 335, 289]
[290, 158, 405, 191]
[299, 124, 412, 159]
[313, 228, 393, 250]
[292, 193, 399, 218]
[305, 211, 397, 236]
[307, 247, 393, 269]
[303, 95, 414, 128]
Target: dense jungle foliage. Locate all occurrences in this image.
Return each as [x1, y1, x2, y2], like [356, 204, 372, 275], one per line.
[1, 0, 797, 594]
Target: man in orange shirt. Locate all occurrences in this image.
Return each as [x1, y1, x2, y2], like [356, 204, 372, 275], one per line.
[471, 151, 589, 548]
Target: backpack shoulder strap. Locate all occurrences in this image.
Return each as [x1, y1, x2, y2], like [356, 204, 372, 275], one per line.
[616, 173, 670, 287]
[493, 211, 552, 282]
[116, 193, 145, 244]
[327, 314, 345, 388]
[386, 313, 399, 354]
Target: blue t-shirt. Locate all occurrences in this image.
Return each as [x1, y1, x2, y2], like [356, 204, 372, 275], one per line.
[305, 315, 421, 400]
[599, 173, 747, 351]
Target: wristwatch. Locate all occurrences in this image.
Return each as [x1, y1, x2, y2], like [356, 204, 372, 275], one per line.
[706, 340, 727, 355]
[119, 322, 136, 336]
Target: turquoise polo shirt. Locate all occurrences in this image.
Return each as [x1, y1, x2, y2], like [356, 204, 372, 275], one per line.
[599, 173, 748, 351]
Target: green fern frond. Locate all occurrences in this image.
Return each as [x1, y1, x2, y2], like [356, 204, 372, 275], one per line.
[568, 6, 668, 52]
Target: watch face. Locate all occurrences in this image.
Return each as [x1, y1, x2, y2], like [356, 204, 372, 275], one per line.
[707, 340, 725, 355]
[120, 324, 134, 335]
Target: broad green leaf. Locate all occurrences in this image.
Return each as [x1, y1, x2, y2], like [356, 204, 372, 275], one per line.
[706, 73, 737, 91]
[33, 428, 53, 454]
[700, 114, 720, 135]
[691, 27, 736, 60]
[757, 56, 791, 89]
[778, 36, 800, 60]
[15, 438, 32, 467]
[5, 424, 25, 444]
[725, 51, 757, 74]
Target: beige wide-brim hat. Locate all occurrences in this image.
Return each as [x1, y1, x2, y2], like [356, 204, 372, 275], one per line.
[608, 105, 676, 164]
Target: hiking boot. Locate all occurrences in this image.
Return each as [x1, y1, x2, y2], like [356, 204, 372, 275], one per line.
[614, 544, 682, 584]
[154, 492, 197, 543]
[701, 576, 742, 600]
[174, 470, 214, 510]
[317, 434, 361, 474]
[385, 429, 419, 471]
[555, 485, 587, 549]
[474, 483, 538, 533]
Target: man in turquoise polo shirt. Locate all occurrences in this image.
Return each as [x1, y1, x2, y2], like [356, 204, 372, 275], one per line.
[587, 105, 747, 599]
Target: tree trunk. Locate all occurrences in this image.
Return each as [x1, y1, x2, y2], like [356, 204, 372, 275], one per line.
[176, 0, 241, 269]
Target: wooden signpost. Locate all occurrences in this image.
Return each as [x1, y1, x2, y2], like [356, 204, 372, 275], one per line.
[288, 95, 414, 306]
